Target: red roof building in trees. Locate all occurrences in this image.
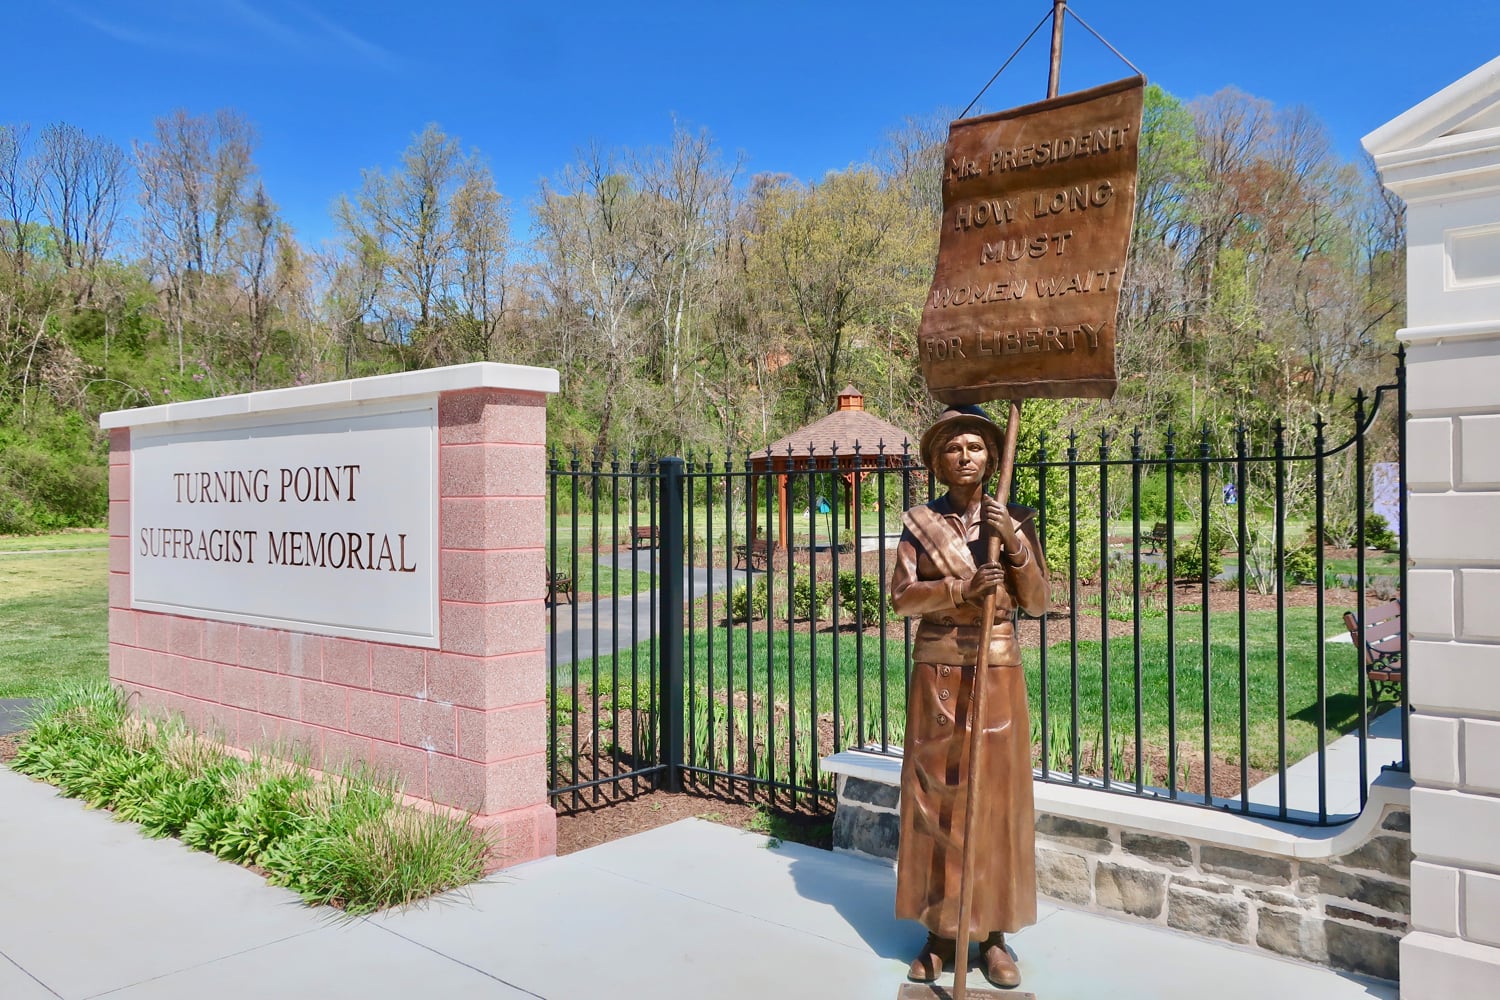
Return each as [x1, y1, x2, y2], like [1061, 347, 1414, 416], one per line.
[750, 386, 913, 552]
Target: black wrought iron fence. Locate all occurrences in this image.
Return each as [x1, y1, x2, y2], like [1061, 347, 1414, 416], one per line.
[547, 359, 1407, 826]
[547, 454, 665, 806]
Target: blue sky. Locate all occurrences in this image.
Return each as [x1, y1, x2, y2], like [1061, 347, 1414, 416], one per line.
[9, 1, 1499, 248]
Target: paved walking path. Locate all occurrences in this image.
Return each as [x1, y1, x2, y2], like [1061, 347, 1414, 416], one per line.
[0, 764, 1395, 1000]
[0, 699, 35, 737]
[545, 552, 755, 668]
[547, 537, 901, 668]
[1241, 707, 1405, 818]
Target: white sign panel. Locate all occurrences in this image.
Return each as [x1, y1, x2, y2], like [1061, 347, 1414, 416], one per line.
[131, 402, 439, 647]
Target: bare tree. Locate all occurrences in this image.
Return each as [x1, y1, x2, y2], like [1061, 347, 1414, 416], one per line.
[0, 124, 40, 279]
[35, 123, 129, 299]
[335, 123, 508, 367]
[223, 181, 305, 388]
[533, 142, 652, 454]
[876, 109, 953, 226]
[317, 240, 384, 379]
[630, 123, 740, 415]
[135, 109, 258, 371]
[448, 160, 510, 360]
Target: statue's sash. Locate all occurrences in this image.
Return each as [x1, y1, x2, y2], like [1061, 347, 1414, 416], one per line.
[902, 504, 977, 581]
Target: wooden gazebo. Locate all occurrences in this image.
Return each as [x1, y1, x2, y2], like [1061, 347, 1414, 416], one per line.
[750, 385, 914, 551]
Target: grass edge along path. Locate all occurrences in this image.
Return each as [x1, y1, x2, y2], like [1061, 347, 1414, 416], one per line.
[9, 681, 488, 914]
[0, 529, 110, 553]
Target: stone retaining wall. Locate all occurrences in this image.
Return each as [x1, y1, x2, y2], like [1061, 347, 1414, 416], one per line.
[826, 753, 1410, 982]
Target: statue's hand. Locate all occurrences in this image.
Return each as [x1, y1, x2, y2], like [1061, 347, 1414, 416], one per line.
[981, 496, 1022, 557]
[963, 563, 1006, 601]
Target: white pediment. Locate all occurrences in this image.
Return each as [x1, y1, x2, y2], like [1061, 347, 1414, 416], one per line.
[1456, 101, 1500, 137]
[1364, 57, 1500, 202]
[1364, 56, 1500, 157]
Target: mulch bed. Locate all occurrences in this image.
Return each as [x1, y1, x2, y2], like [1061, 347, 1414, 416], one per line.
[554, 784, 833, 855]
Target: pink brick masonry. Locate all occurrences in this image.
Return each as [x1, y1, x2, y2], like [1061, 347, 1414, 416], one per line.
[106, 386, 556, 870]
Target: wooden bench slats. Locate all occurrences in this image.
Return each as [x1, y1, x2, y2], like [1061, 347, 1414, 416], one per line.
[733, 538, 770, 570]
[1344, 599, 1403, 702]
[546, 569, 572, 605]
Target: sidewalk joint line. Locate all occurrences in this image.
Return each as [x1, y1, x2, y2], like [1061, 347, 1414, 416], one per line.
[84, 928, 324, 999]
[1, 949, 63, 999]
[571, 853, 881, 955]
[371, 922, 547, 998]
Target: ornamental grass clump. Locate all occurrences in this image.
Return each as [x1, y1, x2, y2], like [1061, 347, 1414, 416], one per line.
[10, 681, 487, 913]
[259, 767, 489, 914]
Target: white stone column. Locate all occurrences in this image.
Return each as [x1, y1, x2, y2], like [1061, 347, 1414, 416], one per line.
[1365, 57, 1500, 997]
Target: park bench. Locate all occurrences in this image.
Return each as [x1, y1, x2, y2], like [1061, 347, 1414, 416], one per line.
[733, 538, 771, 571]
[1343, 599, 1402, 702]
[631, 526, 658, 549]
[546, 568, 572, 606]
[1146, 522, 1171, 553]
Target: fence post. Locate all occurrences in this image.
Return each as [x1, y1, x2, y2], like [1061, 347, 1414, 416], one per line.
[658, 456, 686, 792]
[1395, 346, 1409, 772]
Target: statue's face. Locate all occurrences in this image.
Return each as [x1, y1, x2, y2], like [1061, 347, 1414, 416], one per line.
[935, 431, 989, 487]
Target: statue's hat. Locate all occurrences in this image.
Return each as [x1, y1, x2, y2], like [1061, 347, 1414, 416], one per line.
[918, 405, 1004, 477]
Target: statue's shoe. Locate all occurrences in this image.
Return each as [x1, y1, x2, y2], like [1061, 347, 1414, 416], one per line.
[981, 933, 1022, 989]
[906, 934, 956, 983]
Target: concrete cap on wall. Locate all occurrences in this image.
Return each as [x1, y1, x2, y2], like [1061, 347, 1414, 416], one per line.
[100, 362, 561, 430]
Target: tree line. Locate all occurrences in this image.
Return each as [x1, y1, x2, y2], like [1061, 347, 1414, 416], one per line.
[0, 84, 1404, 531]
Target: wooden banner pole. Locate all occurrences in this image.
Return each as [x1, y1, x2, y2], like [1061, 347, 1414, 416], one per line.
[949, 5, 1064, 997]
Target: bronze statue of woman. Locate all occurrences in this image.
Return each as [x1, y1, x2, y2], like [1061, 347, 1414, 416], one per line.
[889, 405, 1049, 989]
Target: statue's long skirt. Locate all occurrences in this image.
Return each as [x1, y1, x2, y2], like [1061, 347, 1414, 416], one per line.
[895, 661, 1037, 937]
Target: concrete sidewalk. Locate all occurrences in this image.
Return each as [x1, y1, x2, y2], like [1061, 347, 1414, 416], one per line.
[0, 766, 1396, 1000]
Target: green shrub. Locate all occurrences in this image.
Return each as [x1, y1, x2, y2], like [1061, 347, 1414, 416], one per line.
[730, 576, 837, 622]
[1173, 533, 1223, 580]
[1322, 511, 1357, 549]
[1284, 544, 1319, 586]
[1365, 513, 1396, 551]
[1134, 469, 1192, 521]
[1136, 560, 1168, 592]
[1206, 520, 1236, 554]
[0, 408, 108, 533]
[835, 571, 885, 627]
[730, 579, 769, 622]
[787, 577, 833, 621]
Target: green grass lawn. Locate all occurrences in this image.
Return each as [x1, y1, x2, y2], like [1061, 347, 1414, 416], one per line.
[1029, 605, 1360, 774]
[556, 602, 1366, 789]
[1221, 551, 1400, 582]
[548, 495, 906, 567]
[0, 530, 110, 552]
[0, 547, 110, 698]
[546, 550, 656, 601]
[1323, 552, 1400, 577]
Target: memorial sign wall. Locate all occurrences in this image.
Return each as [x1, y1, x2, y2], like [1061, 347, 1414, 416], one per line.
[130, 403, 439, 647]
[102, 362, 561, 868]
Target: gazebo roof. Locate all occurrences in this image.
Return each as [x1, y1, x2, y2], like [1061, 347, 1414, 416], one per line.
[753, 386, 913, 470]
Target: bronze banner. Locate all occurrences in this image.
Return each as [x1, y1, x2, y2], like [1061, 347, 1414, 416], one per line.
[917, 76, 1145, 404]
